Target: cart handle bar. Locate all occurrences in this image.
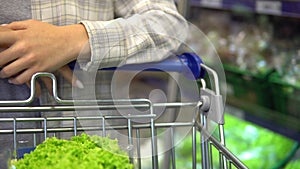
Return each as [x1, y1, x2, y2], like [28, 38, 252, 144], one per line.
[69, 53, 206, 80]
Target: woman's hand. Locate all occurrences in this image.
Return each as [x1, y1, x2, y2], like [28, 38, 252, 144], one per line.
[0, 20, 89, 84]
[0, 25, 12, 53]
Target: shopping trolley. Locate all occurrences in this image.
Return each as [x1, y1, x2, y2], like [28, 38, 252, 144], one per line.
[0, 53, 248, 169]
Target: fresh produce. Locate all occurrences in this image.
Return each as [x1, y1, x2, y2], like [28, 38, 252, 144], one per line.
[285, 160, 300, 169]
[11, 133, 133, 169]
[223, 114, 297, 169]
[176, 113, 299, 169]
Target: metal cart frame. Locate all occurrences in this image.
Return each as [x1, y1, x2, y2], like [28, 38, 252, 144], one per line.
[0, 56, 248, 169]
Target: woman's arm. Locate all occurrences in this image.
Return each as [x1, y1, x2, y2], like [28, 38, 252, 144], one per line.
[0, 0, 188, 84]
[79, 0, 188, 71]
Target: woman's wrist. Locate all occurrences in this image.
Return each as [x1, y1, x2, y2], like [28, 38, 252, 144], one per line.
[61, 24, 90, 62]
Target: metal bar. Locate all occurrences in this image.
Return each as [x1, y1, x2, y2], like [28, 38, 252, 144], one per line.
[43, 118, 47, 140]
[102, 117, 106, 137]
[170, 127, 176, 169]
[0, 122, 195, 135]
[163, 72, 179, 169]
[0, 115, 157, 122]
[33, 133, 37, 147]
[0, 72, 41, 105]
[196, 122, 248, 169]
[200, 64, 220, 95]
[73, 118, 77, 136]
[200, 114, 210, 169]
[219, 124, 228, 169]
[0, 102, 200, 112]
[136, 129, 141, 169]
[13, 119, 17, 154]
[200, 63, 232, 169]
[229, 161, 233, 169]
[192, 125, 197, 169]
[219, 151, 223, 169]
[0, 73, 152, 106]
[0, 116, 130, 122]
[151, 117, 158, 169]
[127, 119, 134, 164]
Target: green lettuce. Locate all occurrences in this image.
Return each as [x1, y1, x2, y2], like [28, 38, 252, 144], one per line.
[12, 134, 133, 169]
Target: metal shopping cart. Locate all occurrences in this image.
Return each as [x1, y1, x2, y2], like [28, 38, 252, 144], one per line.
[0, 53, 248, 169]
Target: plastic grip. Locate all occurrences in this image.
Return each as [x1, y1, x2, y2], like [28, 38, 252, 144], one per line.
[69, 53, 205, 80]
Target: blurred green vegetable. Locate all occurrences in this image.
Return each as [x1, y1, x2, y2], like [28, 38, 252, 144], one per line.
[285, 160, 300, 169]
[224, 114, 297, 169]
[12, 133, 133, 169]
[175, 114, 299, 169]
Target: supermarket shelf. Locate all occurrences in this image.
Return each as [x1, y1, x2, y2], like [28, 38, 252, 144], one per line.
[227, 96, 300, 142]
[190, 0, 300, 18]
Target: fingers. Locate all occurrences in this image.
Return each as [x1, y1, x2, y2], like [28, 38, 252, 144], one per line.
[10, 65, 84, 99]
[0, 52, 34, 83]
[0, 27, 17, 47]
[57, 66, 74, 85]
[4, 64, 84, 91]
[7, 68, 36, 85]
[58, 65, 84, 89]
[0, 45, 23, 67]
[0, 26, 11, 31]
[39, 65, 84, 97]
[5, 20, 30, 30]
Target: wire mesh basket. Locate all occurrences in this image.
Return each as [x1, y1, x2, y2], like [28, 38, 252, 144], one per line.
[0, 53, 248, 169]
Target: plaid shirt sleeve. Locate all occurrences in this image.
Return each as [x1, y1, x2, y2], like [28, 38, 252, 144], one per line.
[31, 0, 188, 71]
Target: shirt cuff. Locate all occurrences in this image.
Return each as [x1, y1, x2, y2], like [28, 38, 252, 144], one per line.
[78, 20, 127, 72]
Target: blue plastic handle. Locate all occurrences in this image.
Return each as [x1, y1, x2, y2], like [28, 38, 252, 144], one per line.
[69, 53, 205, 80]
